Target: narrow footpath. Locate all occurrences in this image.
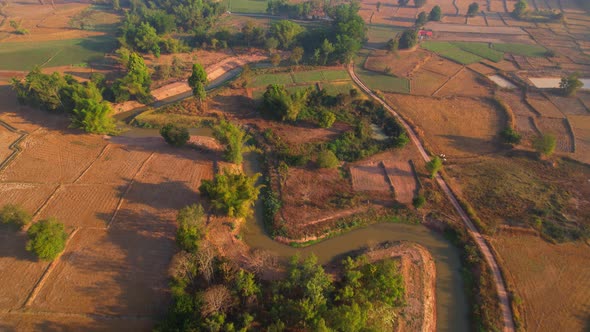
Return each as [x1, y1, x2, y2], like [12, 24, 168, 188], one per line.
[347, 63, 516, 332]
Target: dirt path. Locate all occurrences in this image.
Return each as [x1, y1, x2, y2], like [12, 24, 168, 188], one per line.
[347, 63, 516, 332]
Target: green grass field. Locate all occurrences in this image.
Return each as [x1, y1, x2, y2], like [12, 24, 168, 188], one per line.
[366, 24, 403, 44]
[492, 43, 547, 57]
[321, 70, 350, 81]
[354, 52, 410, 93]
[249, 69, 349, 88]
[224, 0, 268, 13]
[421, 42, 483, 65]
[292, 70, 324, 83]
[251, 73, 294, 87]
[321, 82, 357, 95]
[452, 42, 505, 62]
[0, 36, 116, 70]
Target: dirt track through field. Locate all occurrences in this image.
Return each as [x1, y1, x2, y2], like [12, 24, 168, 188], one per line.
[348, 62, 516, 332]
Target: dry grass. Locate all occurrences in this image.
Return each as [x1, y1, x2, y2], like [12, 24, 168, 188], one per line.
[435, 69, 492, 97]
[536, 117, 573, 153]
[382, 160, 417, 204]
[491, 233, 590, 332]
[421, 55, 464, 76]
[350, 162, 391, 192]
[386, 94, 503, 158]
[410, 69, 448, 96]
[526, 93, 565, 118]
[364, 49, 430, 78]
[568, 115, 590, 164]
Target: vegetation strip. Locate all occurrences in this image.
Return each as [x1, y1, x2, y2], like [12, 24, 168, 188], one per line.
[347, 62, 516, 331]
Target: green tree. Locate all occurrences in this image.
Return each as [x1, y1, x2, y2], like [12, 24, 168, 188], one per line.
[270, 20, 304, 49]
[316, 150, 339, 168]
[533, 134, 557, 157]
[133, 22, 162, 56]
[376, 1, 381, 11]
[559, 72, 583, 97]
[290, 46, 304, 65]
[425, 156, 442, 178]
[0, 204, 32, 229]
[398, 29, 418, 49]
[188, 63, 208, 103]
[265, 37, 280, 52]
[71, 98, 116, 134]
[234, 270, 260, 300]
[113, 52, 152, 103]
[320, 39, 335, 65]
[513, 0, 527, 17]
[429, 5, 442, 21]
[26, 218, 68, 261]
[160, 124, 190, 146]
[467, 2, 479, 16]
[213, 119, 248, 164]
[412, 195, 426, 208]
[261, 84, 307, 122]
[176, 204, 206, 253]
[318, 110, 336, 128]
[415, 11, 427, 26]
[500, 127, 522, 145]
[386, 37, 399, 52]
[414, 0, 426, 8]
[199, 170, 262, 218]
[270, 53, 282, 67]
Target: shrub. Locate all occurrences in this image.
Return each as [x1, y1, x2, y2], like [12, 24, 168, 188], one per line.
[26, 218, 68, 261]
[199, 170, 262, 218]
[467, 2, 479, 16]
[500, 128, 522, 145]
[559, 72, 583, 97]
[0, 204, 32, 229]
[318, 110, 336, 128]
[415, 11, 427, 26]
[429, 5, 442, 21]
[160, 124, 190, 147]
[398, 29, 418, 49]
[213, 120, 248, 164]
[317, 150, 339, 168]
[425, 156, 442, 178]
[533, 134, 556, 157]
[412, 195, 426, 208]
[176, 204, 206, 253]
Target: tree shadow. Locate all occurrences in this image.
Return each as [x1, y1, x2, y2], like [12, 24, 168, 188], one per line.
[439, 134, 500, 156]
[0, 227, 37, 262]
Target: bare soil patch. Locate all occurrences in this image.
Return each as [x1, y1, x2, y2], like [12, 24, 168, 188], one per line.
[421, 55, 464, 76]
[526, 93, 565, 118]
[410, 69, 449, 96]
[491, 234, 590, 332]
[536, 117, 574, 152]
[350, 162, 391, 192]
[468, 62, 497, 75]
[0, 183, 59, 213]
[36, 184, 122, 228]
[387, 94, 503, 158]
[76, 145, 153, 185]
[568, 115, 590, 164]
[364, 48, 430, 78]
[383, 160, 417, 204]
[0, 312, 156, 331]
[435, 68, 492, 97]
[0, 125, 22, 163]
[547, 95, 589, 116]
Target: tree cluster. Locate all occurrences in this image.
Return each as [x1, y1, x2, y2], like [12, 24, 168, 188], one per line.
[160, 124, 190, 146]
[157, 251, 405, 331]
[199, 170, 262, 219]
[213, 120, 248, 165]
[267, 0, 322, 19]
[112, 50, 153, 103]
[11, 68, 115, 134]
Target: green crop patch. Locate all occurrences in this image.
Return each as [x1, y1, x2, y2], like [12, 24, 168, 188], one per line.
[491, 43, 547, 57]
[250, 73, 294, 87]
[421, 41, 483, 65]
[452, 42, 505, 62]
[292, 70, 324, 83]
[223, 0, 268, 13]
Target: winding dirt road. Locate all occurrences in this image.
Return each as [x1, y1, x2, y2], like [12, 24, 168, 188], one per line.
[347, 64, 516, 332]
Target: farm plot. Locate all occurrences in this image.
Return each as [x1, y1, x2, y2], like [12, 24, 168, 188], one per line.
[350, 163, 391, 192]
[0, 230, 49, 310]
[382, 160, 416, 204]
[222, 0, 268, 13]
[568, 115, 590, 164]
[422, 55, 464, 76]
[0, 183, 59, 213]
[526, 93, 564, 118]
[536, 118, 574, 152]
[468, 62, 497, 75]
[0, 126, 23, 164]
[496, 91, 540, 137]
[28, 228, 175, 317]
[76, 145, 153, 185]
[365, 49, 431, 78]
[548, 95, 588, 116]
[136, 150, 214, 188]
[387, 94, 503, 158]
[421, 42, 483, 65]
[355, 53, 410, 93]
[366, 25, 404, 45]
[492, 234, 590, 332]
[435, 68, 492, 97]
[35, 184, 122, 228]
[250, 73, 294, 87]
[410, 69, 449, 96]
[0, 130, 107, 183]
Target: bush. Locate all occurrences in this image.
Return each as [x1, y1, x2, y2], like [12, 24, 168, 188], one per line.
[160, 124, 190, 147]
[176, 204, 206, 253]
[560, 73, 583, 97]
[318, 110, 336, 128]
[429, 5, 442, 21]
[467, 2, 479, 16]
[0, 204, 32, 229]
[213, 120, 248, 164]
[532, 134, 556, 157]
[317, 150, 339, 168]
[199, 170, 262, 218]
[499, 127, 522, 145]
[398, 29, 418, 49]
[26, 218, 68, 261]
[412, 195, 426, 208]
[425, 156, 442, 178]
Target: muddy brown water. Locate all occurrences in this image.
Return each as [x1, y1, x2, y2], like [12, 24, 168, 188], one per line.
[242, 152, 470, 332]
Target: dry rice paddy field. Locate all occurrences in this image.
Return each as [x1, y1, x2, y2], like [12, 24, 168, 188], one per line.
[0, 88, 215, 330]
[491, 233, 590, 332]
[386, 94, 504, 158]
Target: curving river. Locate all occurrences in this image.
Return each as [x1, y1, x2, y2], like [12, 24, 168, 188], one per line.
[242, 152, 470, 332]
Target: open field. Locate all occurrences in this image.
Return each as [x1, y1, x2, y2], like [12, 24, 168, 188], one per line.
[382, 160, 417, 204]
[421, 41, 483, 65]
[495, 91, 540, 138]
[350, 163, 391, 192]
[386, 94, 503, 158]
[223, 0, 268, 13]
[525, 93, 564, 118]
[446, 155, 590, 233]
[0, 97, 216, 330]
[364, 48, 431, 78]
[422, 41, 548, 65]
[536, 118, 574, 152]
[410, 69, 449, 96]
[356, 50, 410, 93]
[421, 55, 464, 76]
[492, 233, 590, 332]
[569, 115, 590, 164]
[435, 68, 492, 97]
[248, 69, 350, 88]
